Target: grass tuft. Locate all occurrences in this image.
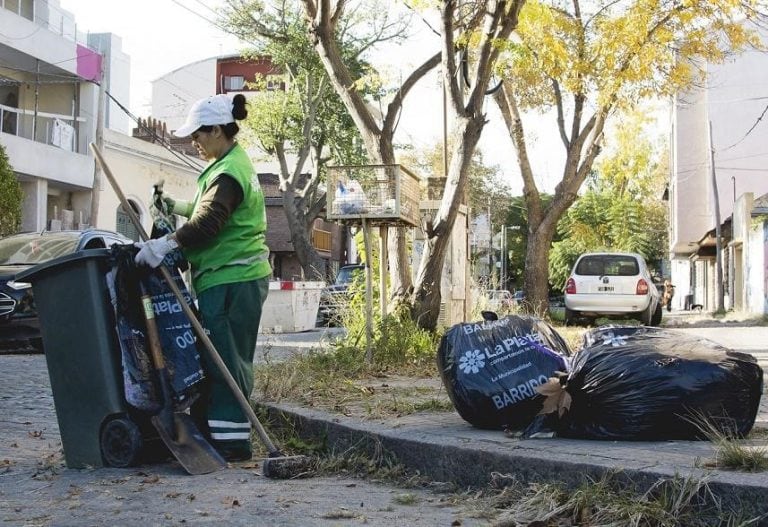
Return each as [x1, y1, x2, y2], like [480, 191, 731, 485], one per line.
[686, 412, 768, 472]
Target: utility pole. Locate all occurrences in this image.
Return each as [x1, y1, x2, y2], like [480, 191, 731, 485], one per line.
[487, 202, 493, 287]
[501, 225, 507, 291]
[89, 61, 106, 227]
[709, 121, 725, 312]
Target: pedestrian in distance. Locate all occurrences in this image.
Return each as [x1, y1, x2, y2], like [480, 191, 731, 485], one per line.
[663, 279, 675, 312]
[134, 93, 271, 462]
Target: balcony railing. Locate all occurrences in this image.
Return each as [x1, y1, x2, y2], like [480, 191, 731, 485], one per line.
[312, 228, 332, 252]
[1, 104, 87, 154]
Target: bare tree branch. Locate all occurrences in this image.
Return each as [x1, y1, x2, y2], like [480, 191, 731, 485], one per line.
[382, 52, 441, 138]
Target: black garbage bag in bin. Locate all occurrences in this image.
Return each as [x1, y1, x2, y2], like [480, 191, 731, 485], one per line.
[438, 315, 571, 430]
[107, 246, 204, 412]
[532, 326, 763, 440]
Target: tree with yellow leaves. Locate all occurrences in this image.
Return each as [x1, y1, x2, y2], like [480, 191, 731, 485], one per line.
[493, 0, 765, 310]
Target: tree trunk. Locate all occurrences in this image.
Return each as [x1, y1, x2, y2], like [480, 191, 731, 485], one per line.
[524, 222, 557, 315]
[282, 189, 325, 281]
[411, 116, 484, 330]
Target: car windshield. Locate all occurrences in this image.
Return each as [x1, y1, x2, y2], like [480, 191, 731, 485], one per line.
[576, 255, 639, 276]
[335, 266, 363, 285]
[0, 233, 80, 265]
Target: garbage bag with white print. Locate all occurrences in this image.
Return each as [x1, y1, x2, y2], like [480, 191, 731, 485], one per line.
[107, 245, 205, 411]
[437, 314, 572, 430]
[531, 326, 764, 440]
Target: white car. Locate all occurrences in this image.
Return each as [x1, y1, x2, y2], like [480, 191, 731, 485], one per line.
[563, 252, 662, 326]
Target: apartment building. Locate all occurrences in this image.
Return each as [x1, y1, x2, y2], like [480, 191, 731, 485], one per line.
[668, 22, 768, 313]
[0, 0, 129, 232]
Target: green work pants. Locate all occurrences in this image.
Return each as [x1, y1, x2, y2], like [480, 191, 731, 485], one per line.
[195, 277, 269, 457]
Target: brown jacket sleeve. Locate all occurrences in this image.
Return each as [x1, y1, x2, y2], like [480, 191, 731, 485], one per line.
[174, 174, 243, 249]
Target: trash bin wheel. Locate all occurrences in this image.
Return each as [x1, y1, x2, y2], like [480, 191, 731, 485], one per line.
[101, 416, 143, 468]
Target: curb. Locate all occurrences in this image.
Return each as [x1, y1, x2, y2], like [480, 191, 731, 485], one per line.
[260, 402, 768, 523]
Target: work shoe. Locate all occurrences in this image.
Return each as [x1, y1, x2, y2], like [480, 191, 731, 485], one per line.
[213, 441, 253, 461]
[219, 450, 253, 462]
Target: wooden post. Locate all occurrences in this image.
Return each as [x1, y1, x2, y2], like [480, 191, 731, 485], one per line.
[362, 218, 373, 363]
[379, 225, 388, 318]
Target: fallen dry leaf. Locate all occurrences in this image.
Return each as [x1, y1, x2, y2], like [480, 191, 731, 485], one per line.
[536, 377, 572, 417]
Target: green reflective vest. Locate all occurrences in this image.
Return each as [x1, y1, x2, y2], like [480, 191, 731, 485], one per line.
[184, 143, 271, 293]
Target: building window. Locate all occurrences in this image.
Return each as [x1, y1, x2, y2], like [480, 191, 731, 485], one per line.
[223, 75, 245, 91]
[266, 77, 286, 91]
[2, 0, 33, 20]
[116, 201, 141, 241]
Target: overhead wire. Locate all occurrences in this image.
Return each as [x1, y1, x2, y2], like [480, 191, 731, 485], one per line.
[101, 85, 205, 171]
[722, 102, 768, 151]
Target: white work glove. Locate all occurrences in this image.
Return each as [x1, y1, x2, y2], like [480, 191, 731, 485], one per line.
[134, 235, 179, 268]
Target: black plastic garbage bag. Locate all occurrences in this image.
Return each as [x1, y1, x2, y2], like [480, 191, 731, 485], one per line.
[532, 326, 763, 440]
[438, 314, 571, 430]
[107, 246, 204, 411]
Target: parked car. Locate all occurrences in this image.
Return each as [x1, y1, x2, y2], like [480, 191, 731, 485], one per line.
[563, 252, 662, 326]
[317, 264, 365, 325]
[0, 230, 132, 353]
[511, 290, 526, 307]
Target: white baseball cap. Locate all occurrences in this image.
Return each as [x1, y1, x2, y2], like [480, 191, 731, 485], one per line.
[173, 94, 235, 137]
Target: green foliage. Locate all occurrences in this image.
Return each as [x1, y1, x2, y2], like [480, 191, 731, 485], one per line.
[223, 1, 368, 168]
[334, 262, 439, 371]
[0, 143, 22, 236]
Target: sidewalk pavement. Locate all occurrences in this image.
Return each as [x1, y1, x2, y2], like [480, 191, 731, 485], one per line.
[259, 323, 768, 522]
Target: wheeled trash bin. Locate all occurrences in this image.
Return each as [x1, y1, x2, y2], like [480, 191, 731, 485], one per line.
[17, 249, 157, 468]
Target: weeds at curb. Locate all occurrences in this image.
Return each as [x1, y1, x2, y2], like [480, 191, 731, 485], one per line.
[687, 412, 768, 472]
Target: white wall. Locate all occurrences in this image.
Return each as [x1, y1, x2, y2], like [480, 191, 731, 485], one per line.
[0, 7, 79, 76]
[670, 23, 768, 255]
[95, 128, 198, 232]
[746, 222, 766, 314]
[151, 58, 217, 131]
[87, 33, 131, 134]
[669, 257, 690, 310]
[670, 87, 711, 254]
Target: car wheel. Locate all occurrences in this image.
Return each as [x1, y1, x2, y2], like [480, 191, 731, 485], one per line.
[100, 416, 143, 468]
[640, 302, 655, 326]
[650, 302, 663, 326]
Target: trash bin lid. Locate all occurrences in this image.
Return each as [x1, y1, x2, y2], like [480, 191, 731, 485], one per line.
[15, 248, 112, 283]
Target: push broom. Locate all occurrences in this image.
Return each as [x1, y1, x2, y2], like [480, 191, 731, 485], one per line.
[91, 143, 312, 479]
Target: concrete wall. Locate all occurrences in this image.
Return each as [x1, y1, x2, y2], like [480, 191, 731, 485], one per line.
[87, 33, 130, 134]
[746, 222, 766, 314]
[670, 87, 711, 254]
[669, 258, 690, 310]
[94, 128, 198, 233]
[151, 58, 217, 131]
[0, 7, 79, 77]
[670, 24, 768, 255]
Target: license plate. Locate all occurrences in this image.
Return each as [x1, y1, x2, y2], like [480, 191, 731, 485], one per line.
[598, 286, 614, 292]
